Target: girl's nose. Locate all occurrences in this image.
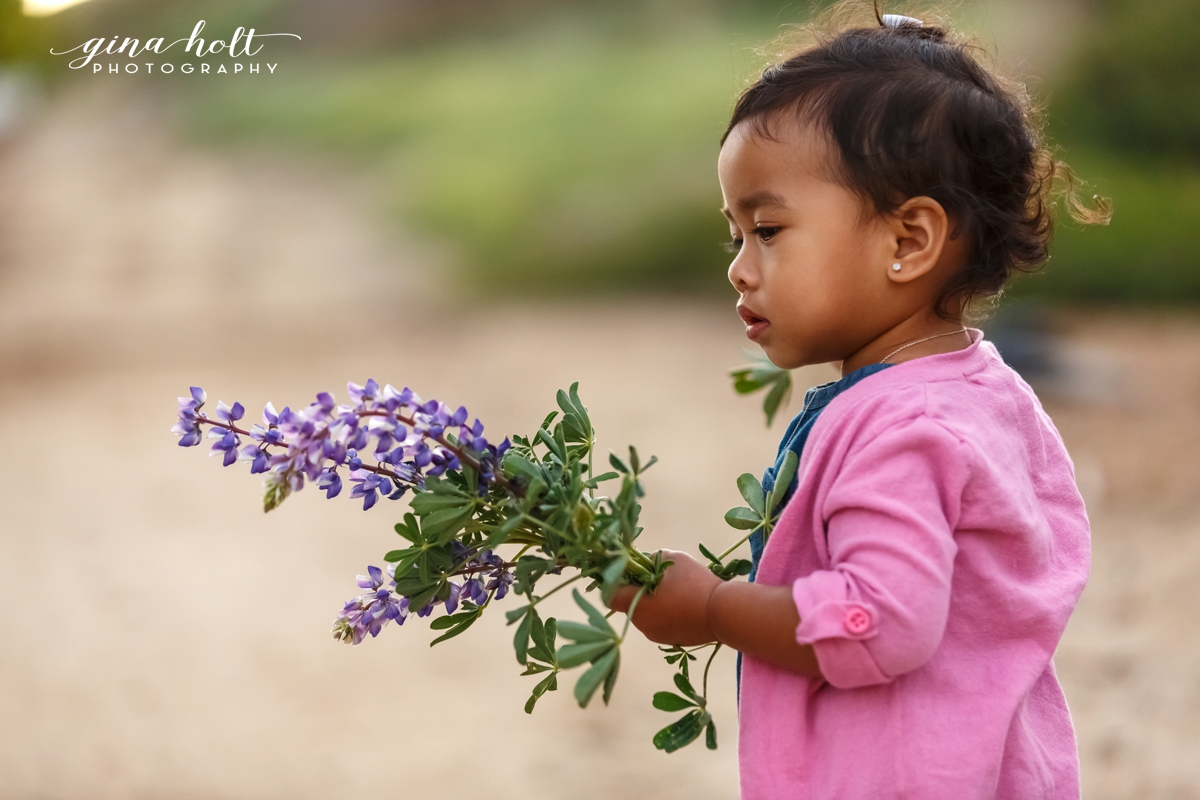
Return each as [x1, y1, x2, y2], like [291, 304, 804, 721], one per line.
[728, 251, 757, 293]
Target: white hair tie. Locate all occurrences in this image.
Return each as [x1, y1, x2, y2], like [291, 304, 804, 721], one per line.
[882, 13, 924, 28]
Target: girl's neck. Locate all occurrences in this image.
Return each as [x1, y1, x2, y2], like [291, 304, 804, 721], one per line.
[840, 316, 972, 376]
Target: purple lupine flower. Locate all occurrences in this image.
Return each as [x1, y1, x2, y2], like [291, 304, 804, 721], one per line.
[486, 569, 515, 600]
[172, 387, 207, 447]
[209, 430, 241, 467]
[239, 444, 271, 474]
[177, 380, 502, 510]
[444, 582, 463, 614]
[348, 469, 392, 510]
[462, 577, 488, 606]
[332, 565, 409, 644]
[317, 469, 342, 499]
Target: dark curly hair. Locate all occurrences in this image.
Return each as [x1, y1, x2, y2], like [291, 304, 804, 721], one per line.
[720, 2, 1111, 320]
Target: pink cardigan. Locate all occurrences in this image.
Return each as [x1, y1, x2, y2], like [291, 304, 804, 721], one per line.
[738, 328, 1090, 799]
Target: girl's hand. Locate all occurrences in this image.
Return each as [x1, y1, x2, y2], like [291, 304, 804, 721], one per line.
[609, 549, 721, 646]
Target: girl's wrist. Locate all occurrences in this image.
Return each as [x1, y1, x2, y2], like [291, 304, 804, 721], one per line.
[705, 579, 730, 644]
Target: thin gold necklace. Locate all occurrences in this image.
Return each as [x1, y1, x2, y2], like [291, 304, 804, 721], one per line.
[880, 329, 970, 364]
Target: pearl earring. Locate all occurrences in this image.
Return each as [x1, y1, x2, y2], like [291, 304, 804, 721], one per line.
[891, 262, 902, 272]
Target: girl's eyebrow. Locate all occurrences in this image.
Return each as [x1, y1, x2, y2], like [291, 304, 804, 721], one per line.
[720, 190, 790, 220]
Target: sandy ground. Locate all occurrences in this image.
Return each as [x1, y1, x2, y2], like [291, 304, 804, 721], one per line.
[0, 86, 1197, 800]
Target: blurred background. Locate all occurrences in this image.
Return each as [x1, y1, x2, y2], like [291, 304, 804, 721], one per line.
[0, 0, 1197, 797]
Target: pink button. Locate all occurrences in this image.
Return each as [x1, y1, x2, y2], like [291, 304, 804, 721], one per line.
[843, 605, 873, 635]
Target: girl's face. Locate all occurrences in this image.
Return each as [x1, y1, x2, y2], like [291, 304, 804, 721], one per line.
[718, 118, 908, 370]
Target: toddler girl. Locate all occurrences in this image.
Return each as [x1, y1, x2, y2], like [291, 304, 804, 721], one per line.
[612, 4, 1109, 798]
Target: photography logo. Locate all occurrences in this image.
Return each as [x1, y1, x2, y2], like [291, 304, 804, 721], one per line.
[50, 20, 301, 75]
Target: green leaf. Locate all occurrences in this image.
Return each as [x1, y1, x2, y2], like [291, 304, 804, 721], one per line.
[736, 473, 766, 515]
[430, 612, 481, 645]
[652, 710, 705, 753]
[524, 671, 558, 714]
[572, 589, 615, 635]
[555, 620, 614, 643]
[768, 450, 800, 515]
[573, 648, 618, 708]
[528, 612, 557, 665]
[539, 411, 558, 430]
[674, 672, 699, 701]
[762, 373, 792, 427]
[724, 506, 761, 530]
[409, 491, 473, 515]
[706, 720, 718, 750]
[429, 612, 470, 630]
[697, 542, 721, 565]
[505, 605, 531, 625]
[513, 607, 534, 665]
[514, 556, 555, 597]
[406, 584, 442, 615]
[583, 471, 620, 487]
[600, 554, 628, 607]
[602, 649, 620, 705]
[717, 559, 753, 579]
[652, 692, 696, 712]
[608, 452, 629, 474]
[419, 506, 474, 543]
[393, 519, 423, 544]
[556, 641, 614, 669]
[568, 382, 591, 431]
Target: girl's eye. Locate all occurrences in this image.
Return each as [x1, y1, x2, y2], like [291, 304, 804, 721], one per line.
[722, 227, 779, 254]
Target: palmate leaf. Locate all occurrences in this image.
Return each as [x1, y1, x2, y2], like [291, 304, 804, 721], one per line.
[730, 353, 793, 427]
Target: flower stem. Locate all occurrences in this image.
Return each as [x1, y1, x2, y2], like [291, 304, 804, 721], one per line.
[701, 642, 722, 702]
[716, 523, 765, 563]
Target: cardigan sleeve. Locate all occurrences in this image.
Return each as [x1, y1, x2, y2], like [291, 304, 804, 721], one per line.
[791, 413, 970, 689]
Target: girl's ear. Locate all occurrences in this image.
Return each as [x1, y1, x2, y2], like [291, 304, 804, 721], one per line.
[885, 196, 950, 284]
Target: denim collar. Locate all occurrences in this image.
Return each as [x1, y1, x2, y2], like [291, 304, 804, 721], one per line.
[800, 362, 894, 415]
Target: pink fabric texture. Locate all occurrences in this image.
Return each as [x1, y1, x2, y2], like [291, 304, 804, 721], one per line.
[738, 329, 1090, 799]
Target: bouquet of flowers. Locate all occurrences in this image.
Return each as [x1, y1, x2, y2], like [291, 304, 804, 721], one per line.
[173, 377, 796, 752]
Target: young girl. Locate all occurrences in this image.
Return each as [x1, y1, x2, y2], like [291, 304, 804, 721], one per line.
[611, 5, 1108, 798]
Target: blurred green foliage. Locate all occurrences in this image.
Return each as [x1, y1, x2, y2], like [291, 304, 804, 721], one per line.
[1031, 0, 1200, 303]
[27, 0, 1200, 302]
[1050, 0, 1200, 158]
[1, 0, 51, 63]
[176, 13, 773, 293]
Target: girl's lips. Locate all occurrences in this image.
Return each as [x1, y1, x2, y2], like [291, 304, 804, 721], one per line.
[737, 304, 769, 340]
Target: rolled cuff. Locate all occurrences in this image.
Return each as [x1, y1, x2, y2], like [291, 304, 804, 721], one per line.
[793, 571, 891, 688]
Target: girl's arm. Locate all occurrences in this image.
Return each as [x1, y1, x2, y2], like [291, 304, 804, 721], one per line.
[610, 549, 823, 678]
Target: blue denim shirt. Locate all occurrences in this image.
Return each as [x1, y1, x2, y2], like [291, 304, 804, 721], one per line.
[736, 362, 894, 692]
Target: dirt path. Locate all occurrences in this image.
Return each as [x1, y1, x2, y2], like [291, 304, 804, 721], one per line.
[0, 86, 1196, 799]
